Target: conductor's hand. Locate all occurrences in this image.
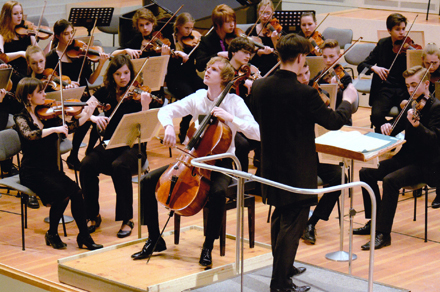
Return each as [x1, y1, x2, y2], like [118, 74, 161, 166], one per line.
[341, 83, 357, 104]
[381, 123, 392, 136]
[163, 125, 176, 147]
[211, 107, 233, 123]
[371, 65, 389, 81]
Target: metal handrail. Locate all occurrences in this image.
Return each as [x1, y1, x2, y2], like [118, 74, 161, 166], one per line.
[192, 153, 377, 292]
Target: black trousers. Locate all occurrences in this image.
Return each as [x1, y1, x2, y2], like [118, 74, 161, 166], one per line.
[234, 132, 260, 173]
[370, 86, 407, 133]
[80, 144, 146, 221]
[271, 203, 310, 289]
[360, 158, 437, 234]
[140, 159, 232, 243]
[313, 162, 343, 221]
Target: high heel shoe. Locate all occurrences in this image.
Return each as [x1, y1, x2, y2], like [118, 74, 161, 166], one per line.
[45, 231, 67, 249]
[77, 234, 104, 250]
[117, 220, 134, 238]
[87, 214, 102, 233]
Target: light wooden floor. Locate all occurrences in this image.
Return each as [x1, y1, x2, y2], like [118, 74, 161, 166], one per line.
[1, 105, 440, 292]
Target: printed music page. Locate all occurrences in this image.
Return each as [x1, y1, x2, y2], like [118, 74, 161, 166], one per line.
[315, 130, 391, 153]
[132, 55, 170, 92]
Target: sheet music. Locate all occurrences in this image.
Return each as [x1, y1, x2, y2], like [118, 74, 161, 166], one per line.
[315, 130, 392, 153]
[132, 55, 170, 92]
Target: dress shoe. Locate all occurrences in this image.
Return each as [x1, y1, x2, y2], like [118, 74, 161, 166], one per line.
[199, 247, 212, 266]
[45, 231, 67, 249]
[27, 195, 40, 209]
[132, 237, 167, 260]
[432, 195, 440, 209]
[66, 156, 81, 170]
[361, 233, 391, 250]
[87, 214, 102, 233]
[301, 224, 316, 244]
[353, 220, 371, 235]
[77, 234, 103, 250]
[289, 266, 307, 277]
[270, 283, 311, 292]
[117, 220, 134, 238]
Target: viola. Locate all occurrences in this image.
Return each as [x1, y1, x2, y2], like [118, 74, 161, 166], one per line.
[181, 30, 202, 48]
[127, 81, 164, 105]
[66, 39, 104, 62]
[155, 69, 250, 216]
[308, 31, 324, 56]
[15, 20, 53, 40]
[393, 37, 422, 54]
[41, 68, 71, 91]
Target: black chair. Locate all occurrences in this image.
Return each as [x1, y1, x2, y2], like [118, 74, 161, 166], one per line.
[401, 183, 429, 242]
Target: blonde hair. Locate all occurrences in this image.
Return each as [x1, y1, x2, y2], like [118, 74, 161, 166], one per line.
[422, 43, 440, 60]
[257, 0, 274, 13]
[403, 65, 429, 82]
[206, 57, 234, 88]
[0, 1, 22, 43]
[321, 39, 339, 50]
[132, 8, 157, 31]
[173, 12, 194, 34]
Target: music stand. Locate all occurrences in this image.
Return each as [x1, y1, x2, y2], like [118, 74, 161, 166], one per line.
[104, 108, 162, 238]
[273, 10, 315, 34]
[0, 68, 12, 89]
[68, 7, 114, 36]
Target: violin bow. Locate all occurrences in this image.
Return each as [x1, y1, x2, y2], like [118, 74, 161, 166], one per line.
[107, 57, 151, 122]
[77, 18, 98, 84]
[313, 37, 363, 85]
[308, 13, 329, 39]
[387, 14, 418, 77]
[246, 0, 282, 37]
[35, 1, 47, 41]
[141, 5, 184, 53]
[390, 62, 432, 133]
[185, 26, 214, 61]
[43, 30, 77, 91]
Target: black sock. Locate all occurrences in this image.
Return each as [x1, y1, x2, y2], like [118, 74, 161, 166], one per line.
[307, 214, 319, 227]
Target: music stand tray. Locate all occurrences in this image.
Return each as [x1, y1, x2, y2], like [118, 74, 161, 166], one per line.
[45, 86, 86, 101]
[69, 7, 114, 35]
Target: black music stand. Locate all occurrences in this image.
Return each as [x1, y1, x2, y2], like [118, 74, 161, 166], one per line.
[68, 7, 114, 36]
[273, 10, 315, 34]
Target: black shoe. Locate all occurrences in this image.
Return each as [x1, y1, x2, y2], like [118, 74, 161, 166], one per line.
[289, 266, 306, 277]
[45, 231, 67, 249]
[27, 195, 40, 209]
[361, 233, 391, 250]
[353, 220, 371, 235]
[199, 247, 212, 266]
[432, 195, 440, 209]
[117, 220, 134, 238]
[131, 237, 167, 260]
[77, 234, 103, 250]
[301, 224, 316, 244]
[66, 156, 81, 170]
[270, 284, 311, 292]
[87, 214, 102, 233]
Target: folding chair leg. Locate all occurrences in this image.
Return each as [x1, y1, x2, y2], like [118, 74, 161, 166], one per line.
[21, 194, 26, 250]
[425, 187, 428, 242]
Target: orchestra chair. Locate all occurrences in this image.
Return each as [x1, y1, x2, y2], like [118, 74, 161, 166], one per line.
[306, 56, 325, 80]
[377, 30, 425, 47]
[0, 129, 67, 250]
[400, 183, 429, 242]
[343, 43, 375, 95]
[174, 179, 256, 256]
[322, 27, 353, 49]
[6, 114, 14, 129]
[407, 49, 424, 69]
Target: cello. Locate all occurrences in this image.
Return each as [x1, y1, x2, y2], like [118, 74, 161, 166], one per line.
[155, 66, 251, 216]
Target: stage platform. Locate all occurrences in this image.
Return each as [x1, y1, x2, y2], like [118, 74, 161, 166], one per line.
[58, 226, 272, 292]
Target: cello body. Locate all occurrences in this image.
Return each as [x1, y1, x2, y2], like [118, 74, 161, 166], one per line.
[155, 119, 232, 216]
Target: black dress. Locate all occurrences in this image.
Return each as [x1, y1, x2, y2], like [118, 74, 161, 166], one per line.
[245, 26, 278, 76]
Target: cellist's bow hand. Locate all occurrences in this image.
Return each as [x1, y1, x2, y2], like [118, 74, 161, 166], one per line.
[381, 123, 392, 136]
[371, 65, 389, 81]
[163, 124, 177, 147]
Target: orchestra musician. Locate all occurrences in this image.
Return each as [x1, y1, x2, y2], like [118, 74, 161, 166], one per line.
[245, 0, 279, 76]
[111, 8, 170, 59]
[196, 4, 237, 71]
[164, 12, 205, 143]
[13, 77, 103, 250]
[80, 55, 151, 238]
[358, 13, 409, 133]
[299, 12, 324, 57]
[354, 66, 440, 249]
[296, 61, 347, 246]
[131, 57, 260, 267]
[250, 34, 356, 292]
[421, 43, 440, 95]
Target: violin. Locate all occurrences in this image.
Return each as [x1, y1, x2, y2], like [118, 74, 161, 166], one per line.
[312, 82, 331, 106]
[393, 37, 422, 54]
[66, 39, 104, 62]
[262, 18, 283, 37]
[36, 98, 86, 120]
[181, 30, 202, 48]
[308, 31, 324, 56]
[41, 68, 71, 91]
[142, 31, 171, 53]
[15, 20, 53, 40]
[127, 81, 164, 105]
